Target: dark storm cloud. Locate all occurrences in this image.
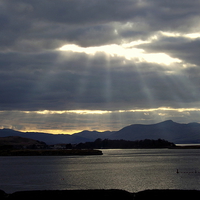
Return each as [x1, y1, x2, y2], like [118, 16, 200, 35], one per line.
[0, 0, 137, 50]
[1, 0, 200, 51]
[1, 0, 200, 113]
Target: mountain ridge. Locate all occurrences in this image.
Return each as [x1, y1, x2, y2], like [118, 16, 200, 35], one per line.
[0, 120, 200, 144]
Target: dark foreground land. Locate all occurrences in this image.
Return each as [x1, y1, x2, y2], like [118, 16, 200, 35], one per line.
[0, 189, 200, 200]
[0, 149, 103, 156]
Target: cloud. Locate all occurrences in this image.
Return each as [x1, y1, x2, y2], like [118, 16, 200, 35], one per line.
[137, 33, 200, 66]
[1, 0, 200, 132]
[0, 49, 199, 112]
[1, 0, 200, 51]
[1, 108, 200, 134]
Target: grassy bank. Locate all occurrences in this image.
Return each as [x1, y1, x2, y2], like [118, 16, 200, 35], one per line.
[0, 149, 103, 156]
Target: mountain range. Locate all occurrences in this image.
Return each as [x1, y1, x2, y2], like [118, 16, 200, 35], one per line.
[0, 120, 200, 144]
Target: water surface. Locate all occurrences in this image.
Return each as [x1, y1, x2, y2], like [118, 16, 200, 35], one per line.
[0, 149, 200, 193]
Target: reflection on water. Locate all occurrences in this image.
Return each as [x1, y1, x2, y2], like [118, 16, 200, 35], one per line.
[0, 149, 200, 193]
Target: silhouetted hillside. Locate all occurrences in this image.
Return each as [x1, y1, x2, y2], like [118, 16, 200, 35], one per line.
[0, 136, 47, 149]
[73, 130, 114, 141]
[110, 120, 200, 144]
[0, 136, 45, 145]
[0, 120, 200, 144]
[0, 129, 88, 145]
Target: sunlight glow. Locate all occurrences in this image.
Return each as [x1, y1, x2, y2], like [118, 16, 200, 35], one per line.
[19, 129, 83, 135]
[23, 110, 112, 115]
[58, 42, 181, 65]
[185, 33, 200, 39]
[160, 31, 181, 37]
[66, 110, 112, 114]
[4, 107, 200, 134]
[22, 107, 200, 115]
[160, 31, 200, 39]
[59, 44, 144, 60]
[122, 40, 151, 47]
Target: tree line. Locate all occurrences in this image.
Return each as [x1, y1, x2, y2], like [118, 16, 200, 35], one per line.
[74, 138, 175, 149]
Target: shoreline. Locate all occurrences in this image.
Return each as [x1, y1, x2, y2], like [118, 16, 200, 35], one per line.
[1, 146, 200, 156]
[1, 189, 200, 199]
[0, 149, 103, 156]
[1, 145, 200, 156]
[169, 145, 200, 149]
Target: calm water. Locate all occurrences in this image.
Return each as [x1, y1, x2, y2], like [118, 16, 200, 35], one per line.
[1, 149, 200, 193]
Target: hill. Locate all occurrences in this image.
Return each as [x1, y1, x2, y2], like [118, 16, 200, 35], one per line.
[0, 136, 47, 149]
[0, 129, 88, 145]
[0, 136, 46, 146]
[72, 130, 114, 141]
[0, 129, 114, 145]
[0, 120, 200, 144]
[110, 120, 200, 144]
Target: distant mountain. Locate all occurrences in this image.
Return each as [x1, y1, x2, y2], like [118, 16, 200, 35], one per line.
[72, 130, 114, 141]
[110, 120, 200, 144]
[0, 129, 114, 145]
[0, 129, 87, 145]
[0, 120, 200, 144]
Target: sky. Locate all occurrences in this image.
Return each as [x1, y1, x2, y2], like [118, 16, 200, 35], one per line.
[1, 0, 200, 134]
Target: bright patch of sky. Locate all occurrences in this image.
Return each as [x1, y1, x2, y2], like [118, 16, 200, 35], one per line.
[59, 39, 182, 65]
[22, 107, 200, 115]
[59, 31, 200, 66]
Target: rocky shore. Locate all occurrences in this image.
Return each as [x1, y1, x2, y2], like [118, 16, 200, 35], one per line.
[0, 149, 103, 156]
[1, 189, 200, 200]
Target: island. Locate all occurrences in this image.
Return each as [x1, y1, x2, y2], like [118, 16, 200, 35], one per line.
[75, 138, 176, 149]
[0, 136, 102, 156]
[0, 136, 177, 156]
[0, 149, 103, 156]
